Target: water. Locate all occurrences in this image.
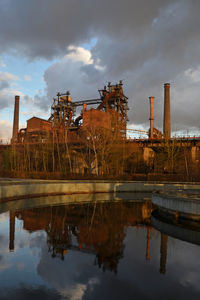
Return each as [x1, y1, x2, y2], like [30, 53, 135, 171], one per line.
[0, 193, 200, 300]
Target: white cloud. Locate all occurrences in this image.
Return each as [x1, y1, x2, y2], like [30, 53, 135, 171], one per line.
[0, 71, 19, 81]
[9, 89, 24, 97]
[24, 74, 31, 81]
[65, 45, 105, 71]
[66, 46, 94, 65]
[0, 57, 6, 68]
[0, 120, 12, 141]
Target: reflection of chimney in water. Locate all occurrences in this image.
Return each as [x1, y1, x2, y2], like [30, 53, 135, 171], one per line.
[163, 83, 171, 139]
[146, 226, 151, 260]
[11, 95, 20, 144]
[160, 233, 168, 274]
[9, 211, 15, 252]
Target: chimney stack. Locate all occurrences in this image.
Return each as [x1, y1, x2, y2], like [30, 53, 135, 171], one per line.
[163, 83, 171, 139]
[148, 96, 155, 139]
[11, 95, 20, 143]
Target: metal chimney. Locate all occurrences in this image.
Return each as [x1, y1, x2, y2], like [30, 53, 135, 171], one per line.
[163, 83, 171, 139]
[11, 95, 20, 143]
[148, 96, 155, 139]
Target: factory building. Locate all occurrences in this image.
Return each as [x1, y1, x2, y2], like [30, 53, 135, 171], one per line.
[12, 81, 128, 144]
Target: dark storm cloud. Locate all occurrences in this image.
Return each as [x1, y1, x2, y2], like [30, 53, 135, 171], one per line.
[1, 0, 200, 131]
[0, 0, 174, 59]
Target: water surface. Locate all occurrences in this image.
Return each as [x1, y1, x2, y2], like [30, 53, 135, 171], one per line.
[0, 193, 199, 300]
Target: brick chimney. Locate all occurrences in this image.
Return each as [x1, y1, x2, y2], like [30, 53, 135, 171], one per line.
[163, 83, 171, 139]
[11, 95, 20, 143]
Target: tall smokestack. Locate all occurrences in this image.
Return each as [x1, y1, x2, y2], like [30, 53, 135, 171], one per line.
[11, 95, 20, 143]
[148, 96, 155, 139]
[163, 83, 171, 139]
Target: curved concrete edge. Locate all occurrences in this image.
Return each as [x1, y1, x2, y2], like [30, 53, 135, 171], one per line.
[1, 180, 200, 200]
[0, 192, 151, 214]
[151, 215, 200, 245]
[152, 194, 200, 216]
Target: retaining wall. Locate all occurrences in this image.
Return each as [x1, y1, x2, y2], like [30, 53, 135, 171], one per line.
[1, 179, 200, 200]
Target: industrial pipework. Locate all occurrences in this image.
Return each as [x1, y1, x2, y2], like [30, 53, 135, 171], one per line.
[163, 83, 171, 139]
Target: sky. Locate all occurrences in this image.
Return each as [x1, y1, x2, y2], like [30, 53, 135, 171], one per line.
[0, 0, 200, 141]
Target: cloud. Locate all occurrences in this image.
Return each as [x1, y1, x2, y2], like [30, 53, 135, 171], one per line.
[1, 0, 200, 132]
[59, 283, 86, 300]
[24, 74, 31, 81]
[34, 46, 105, 113]
[0, 57, 6, 68]
[0, 0, 175, 59]
[66, 46, 94, 65]
[0, 71, 19, 81]
[0, 71, 21, 111]
[0, 120, 12, 141]
[184, 66, 200, 83]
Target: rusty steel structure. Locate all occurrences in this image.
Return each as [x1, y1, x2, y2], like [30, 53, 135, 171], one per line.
[10, 80, 176, 145]
[15, 81, 129, 144]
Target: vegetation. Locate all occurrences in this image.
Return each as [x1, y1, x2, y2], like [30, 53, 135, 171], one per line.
[0, 131, 199, 181]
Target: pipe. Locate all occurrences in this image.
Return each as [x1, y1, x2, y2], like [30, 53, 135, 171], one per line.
[11, 95, 20, 143]
[163, 83, 171, 139]
[149, 96, 155, 139]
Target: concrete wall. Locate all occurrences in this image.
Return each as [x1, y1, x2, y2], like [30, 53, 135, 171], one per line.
[152, 193, 200, 216]
[151, 215, 200, 245]
[1, 179, 200, 201]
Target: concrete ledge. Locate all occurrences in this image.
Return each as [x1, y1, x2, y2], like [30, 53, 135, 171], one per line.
[0, 192, 152, 214]
[152, 192, 200, 217]
[151, 214, 200, 245]
[1, 179, 200, 201]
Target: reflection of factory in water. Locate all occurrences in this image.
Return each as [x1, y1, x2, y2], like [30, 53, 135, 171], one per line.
[7, 199, 200, 274]
[9, 200, 154, 273]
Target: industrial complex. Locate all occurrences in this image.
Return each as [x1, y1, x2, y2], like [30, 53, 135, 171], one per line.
[9, 81, 179, 144]
[11, 81, 128, 144]
[0, 81, 200, 180]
